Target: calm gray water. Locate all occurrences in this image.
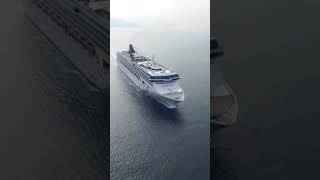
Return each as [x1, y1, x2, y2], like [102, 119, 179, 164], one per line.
[213, 0, 320, 179]
[110, 27, 210, 179]
[0, 1, 108, 179]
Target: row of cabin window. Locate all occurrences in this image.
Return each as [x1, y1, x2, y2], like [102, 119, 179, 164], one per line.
[39, 3, 109, 71]
[39, 2, 100, 55]
[150, 75, 179, 79]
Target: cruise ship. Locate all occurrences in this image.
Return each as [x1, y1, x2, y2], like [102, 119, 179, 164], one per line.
[23, 0, 109, 91]
[117, 45, 184, 108]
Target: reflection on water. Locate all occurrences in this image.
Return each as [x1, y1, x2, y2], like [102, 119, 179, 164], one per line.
[111, 27, 210, 179]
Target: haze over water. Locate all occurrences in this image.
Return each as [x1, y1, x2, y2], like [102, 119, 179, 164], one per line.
[110, 0, 210, 177]
[111, 1, 210, 179]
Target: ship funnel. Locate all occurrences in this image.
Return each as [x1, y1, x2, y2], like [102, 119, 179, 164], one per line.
[129, 44, 135, 54]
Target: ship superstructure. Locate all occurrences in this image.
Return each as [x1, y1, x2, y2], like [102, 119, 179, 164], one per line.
[23, 0, 109, 91]
[117, 45, 184, 108]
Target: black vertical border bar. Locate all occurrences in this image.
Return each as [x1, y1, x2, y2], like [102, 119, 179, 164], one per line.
[210, 0, 214, 178]
[106, 0, 110, 179]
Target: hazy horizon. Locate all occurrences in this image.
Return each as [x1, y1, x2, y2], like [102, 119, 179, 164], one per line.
[111, 0, 210, 33]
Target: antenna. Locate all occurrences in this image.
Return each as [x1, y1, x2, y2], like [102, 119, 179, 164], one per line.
[151, 54, 156, 66]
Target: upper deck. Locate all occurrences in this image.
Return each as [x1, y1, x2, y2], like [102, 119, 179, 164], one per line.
[119, 50, 179, 78]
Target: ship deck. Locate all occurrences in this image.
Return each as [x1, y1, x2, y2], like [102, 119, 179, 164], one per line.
[119, 51, 178, 77]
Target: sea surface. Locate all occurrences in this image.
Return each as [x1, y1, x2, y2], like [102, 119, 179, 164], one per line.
[110, 27, 210, 179]
[0, 1, 108, 179]
[213, 0, 320, 179]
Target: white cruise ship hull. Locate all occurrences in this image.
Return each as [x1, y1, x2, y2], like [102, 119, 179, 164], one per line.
[148, 90, 183, 108]
[118, 59, 183, 108]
